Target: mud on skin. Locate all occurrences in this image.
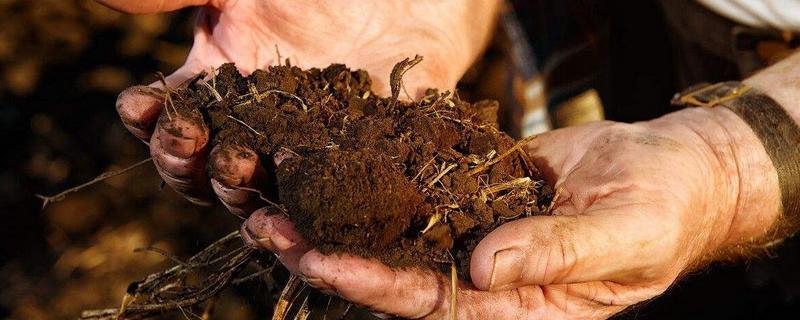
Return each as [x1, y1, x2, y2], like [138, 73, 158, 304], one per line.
[160, 61, 553, 277]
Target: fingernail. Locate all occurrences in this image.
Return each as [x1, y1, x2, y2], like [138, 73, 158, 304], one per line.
[243, 214, 295, 251]
[211, 145, 257, 187]
[116, 86, 163, 124]
[242, 214, 273, 249]
[370, 312, 391, 319]
[269, 228, 296, 251]
[304, 276, 337, 295]
[488, 248, 524, 291]
[158, 117, 207, 159]
[240, 223, 265, 248]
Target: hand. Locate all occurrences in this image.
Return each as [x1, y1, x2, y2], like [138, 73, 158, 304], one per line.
[241, 106, 781, 319]
[102, 0, 498, 213]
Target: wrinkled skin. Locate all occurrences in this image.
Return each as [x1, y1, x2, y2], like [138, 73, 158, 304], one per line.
[104, 0, 497, 215]
[103, 0, 791, 318]
[241, 107, 781, 319]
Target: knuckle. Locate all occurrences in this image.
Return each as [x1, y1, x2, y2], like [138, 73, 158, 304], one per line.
[534, 220, 580, 284]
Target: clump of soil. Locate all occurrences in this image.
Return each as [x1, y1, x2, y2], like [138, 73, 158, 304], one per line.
[162, 58, 553, 277]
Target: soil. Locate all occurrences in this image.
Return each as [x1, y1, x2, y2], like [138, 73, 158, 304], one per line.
[162, 58, 553, 277]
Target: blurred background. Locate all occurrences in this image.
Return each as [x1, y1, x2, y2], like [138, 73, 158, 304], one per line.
[1, 0, 799, 319]
[0, 1, 271, 319]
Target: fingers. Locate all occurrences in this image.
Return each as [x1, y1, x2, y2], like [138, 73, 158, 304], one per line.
[241, 213, 639, 319]
[470, 205, 682, 292]
[241, 210, 312, 274]
[115, 64, 202, 142]
[209, 144, 268, 216]
[95, 0, 211, 14]
[116, 86, 165, 140]
[296, 252, 605, 319]
[116, 64, 215, 205]
[298, 252, 447, 319]
[241, 211, 453, 319]
[150, 112, 214, 205]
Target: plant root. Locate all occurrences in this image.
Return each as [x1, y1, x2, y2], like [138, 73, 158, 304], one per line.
[79, 231, 261, 320]
[36, 157, 153, 209]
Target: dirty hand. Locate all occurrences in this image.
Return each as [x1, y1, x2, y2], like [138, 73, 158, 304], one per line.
[242, 104, 781, 319]
[100, 0, 498, 213]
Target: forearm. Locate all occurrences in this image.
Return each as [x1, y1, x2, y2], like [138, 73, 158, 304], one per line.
[744, 52, 800, 126]
[646, 106, 781, 258]
[641, 53, 800, 258]
[661, 52, 800, 256]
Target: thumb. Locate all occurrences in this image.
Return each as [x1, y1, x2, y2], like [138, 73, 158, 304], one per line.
[470, 202, 683, 291]
[95, 0, 215, 14]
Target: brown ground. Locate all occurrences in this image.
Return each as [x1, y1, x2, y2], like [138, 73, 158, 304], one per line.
[165, 58, 553, 277]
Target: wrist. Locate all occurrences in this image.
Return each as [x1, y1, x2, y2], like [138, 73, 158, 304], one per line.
[648, 107, 781, 254]
[744, 54, 800, 125]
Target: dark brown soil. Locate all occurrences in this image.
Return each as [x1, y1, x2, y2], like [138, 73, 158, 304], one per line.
[162, 59, 553, 277]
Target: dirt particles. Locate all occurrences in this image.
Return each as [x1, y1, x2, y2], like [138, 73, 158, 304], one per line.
[161, 57, 553, 277]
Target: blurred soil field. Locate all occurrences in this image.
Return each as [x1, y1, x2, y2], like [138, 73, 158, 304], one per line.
[0, 1, 271, 318]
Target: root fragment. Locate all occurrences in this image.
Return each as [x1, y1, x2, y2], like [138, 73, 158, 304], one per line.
[198, 78, 222, 102]
[468, 135, 537, 176]
[481, 177, 532, 197]
[412, 157, 436, 182]
[80, 231, 259, 320]
[36, 157, 153, 209]
[421, 212, 443, 234]
[427, 163, 457, 187]
[227, 115, 264, 137]
[116, 293, 133, 320]
[388, 55, 423, 108]
[450, 262, 457, 320]
[235, 89, 309, 112]
[261, 89, 308, 112]
[272, 275, 304, 320]
[234, 186, 288, 216]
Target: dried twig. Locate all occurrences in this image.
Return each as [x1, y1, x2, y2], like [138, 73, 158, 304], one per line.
[235, 186, 288, 215]
[232, 265, 274, 285]
[227, 115, 264, 137]
[421, 212, 443, 234]
[233, 88, 308, 113]
[36, 157, 153, 209]
[259, 89, 309, 112]
[133, 246, 189, 267]
[272, 275, 304, 320]
[275, 44, 283, 67]
[412, 157, 436, 182]
[468, 135, 537, 176]
[481, 177, 532, 196]
[427, 163, 457, 187]
[80, 231, 259, 320]
[198, 78, 222, 102]
[450, 262, 457, 320]
[296, 294, 311, 320]
[388, 55, 423, 108]
[156, 72, 179, 120]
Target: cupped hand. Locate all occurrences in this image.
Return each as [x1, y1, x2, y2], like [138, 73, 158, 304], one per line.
[242, 106, 781, 319]
[102, 0, 498, 212]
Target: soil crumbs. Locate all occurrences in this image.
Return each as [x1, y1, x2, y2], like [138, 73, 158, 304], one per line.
[163, 58, 553, 277]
